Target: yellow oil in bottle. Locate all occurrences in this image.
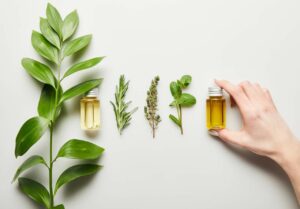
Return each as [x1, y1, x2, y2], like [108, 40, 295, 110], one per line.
[206, 87, 226, 130]
[80, 88, 100, 130]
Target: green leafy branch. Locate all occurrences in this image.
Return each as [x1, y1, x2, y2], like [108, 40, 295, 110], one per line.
[111, 75, 138, 135]
[169, 75, 196, 134]
[14, 4, 105, 209]
[144, 76, 161, 138]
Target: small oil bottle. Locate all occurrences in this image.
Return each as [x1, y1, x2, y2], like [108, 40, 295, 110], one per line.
[206, 86, 226, 130]
[80, 87, 100, 130]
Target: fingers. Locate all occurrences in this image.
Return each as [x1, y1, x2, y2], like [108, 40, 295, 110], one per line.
[215, 80, 250, 114]
[216, 129, 245, 147]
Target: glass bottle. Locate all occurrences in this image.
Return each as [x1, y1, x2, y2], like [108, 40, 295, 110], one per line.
[80, 88, 100, 130]
[206, 86, 226, 130]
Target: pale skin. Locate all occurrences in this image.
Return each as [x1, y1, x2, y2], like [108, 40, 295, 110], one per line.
[214, 80, 300, 204]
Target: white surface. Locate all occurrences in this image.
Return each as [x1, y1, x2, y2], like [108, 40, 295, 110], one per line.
[0, 0, 300, 208]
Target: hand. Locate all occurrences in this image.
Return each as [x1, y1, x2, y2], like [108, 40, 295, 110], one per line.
[214, 80, 299, 162]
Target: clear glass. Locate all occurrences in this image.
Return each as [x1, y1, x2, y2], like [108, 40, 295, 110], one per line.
[206, 96, 226, 130]
[80, 96, 100, 130]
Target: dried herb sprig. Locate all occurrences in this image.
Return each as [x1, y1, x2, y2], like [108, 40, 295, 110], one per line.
[144, 76, 161, 138]
[111, 75, 138, 135]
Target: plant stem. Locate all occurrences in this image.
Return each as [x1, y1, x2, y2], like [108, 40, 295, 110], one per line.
[179, 105, 183, 134]
[49, 123, 54, 208]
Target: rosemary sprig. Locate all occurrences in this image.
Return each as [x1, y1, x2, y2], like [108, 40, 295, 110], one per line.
[144, 76, 161, 138]
[111, 75, 138, 135]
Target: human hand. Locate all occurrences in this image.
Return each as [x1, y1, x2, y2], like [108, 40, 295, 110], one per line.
[214, 80, 299, 163]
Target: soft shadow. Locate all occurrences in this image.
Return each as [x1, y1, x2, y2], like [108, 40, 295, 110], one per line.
[16, 186, 44, 209]
[209, 133, 296, 199]
[71, 44, 91, 62]
[62, 166, 103, 199]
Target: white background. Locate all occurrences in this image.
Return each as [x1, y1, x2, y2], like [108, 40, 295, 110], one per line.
[1, 0, 300, 208]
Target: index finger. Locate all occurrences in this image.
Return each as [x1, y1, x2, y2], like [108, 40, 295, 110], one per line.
[215, 79, 250, 113]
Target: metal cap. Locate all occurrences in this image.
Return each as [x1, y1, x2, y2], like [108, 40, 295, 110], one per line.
[86, 87, 99, 97]
[208, 86, 223, 96]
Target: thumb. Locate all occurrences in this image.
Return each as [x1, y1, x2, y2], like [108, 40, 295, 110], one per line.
[216, 129, 245, 147]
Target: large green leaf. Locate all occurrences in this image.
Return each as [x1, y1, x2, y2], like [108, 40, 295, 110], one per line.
[13, 155, 47, 182]
[176, 93, 196, 107]
[59, 79, 102, 103]
[15, 117, 49, 157]
[170, 81, 182, 99]
[62, 10, 79, 41]
[56, 139, 104, 160]
[38, 85, 57, 120]
[46, 3, 63, 38]
[54, 205, 65, 209]
[54, 164, 101, 195]
[63, 35, 92, 57]
[18, 177, 50, 209]
[178, 75, 192, 88]
[21, 58, 56, 87]
[31, 31, 58, 64]
[62, 57, 104, 79]
[40, 17, 60, 49]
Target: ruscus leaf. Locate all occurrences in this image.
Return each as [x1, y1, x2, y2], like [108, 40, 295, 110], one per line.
[31, 31, 59, 64]
[15, 116, 49, 157]
[54, 164, 101, 195]
[62, 10, 79, 41]
[21, 58, 56, 87]
[59, 79, 102, 103]
[13, 155, 47, 182]
[169, 114, 181, 126]
[62, 57, 104, 79]
[63, 35, 92, 57]
[54, 205, 65, 209]
[40, 17, 61, 49]
[18, 177, 50, 209]
[46, 3, 63, 37]
[38, 85, 57, 120]
[56, 139, 104, 160]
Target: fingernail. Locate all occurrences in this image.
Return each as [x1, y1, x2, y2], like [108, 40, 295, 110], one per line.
[208, 130, 219, 137]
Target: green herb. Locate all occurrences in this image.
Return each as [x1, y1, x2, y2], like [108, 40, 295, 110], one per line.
[144, 76, 161, 138]
[169, 75, 196, 134]
[14, 4, 105, 209]
[111, 75, 138, 135]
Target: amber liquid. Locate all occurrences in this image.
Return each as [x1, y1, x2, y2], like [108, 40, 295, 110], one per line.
[80, 97, 100, 130]
[206, 96, 226, 130]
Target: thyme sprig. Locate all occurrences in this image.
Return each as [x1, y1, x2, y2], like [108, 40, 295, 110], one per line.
[144, 76, 161, 138]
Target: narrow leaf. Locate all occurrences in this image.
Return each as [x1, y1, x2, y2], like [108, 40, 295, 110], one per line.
[176, 93, 196, 107]
[46, 3, 63, 37]
[15, 117, 49, 157]
[40, 17, 60, 49]
[62, 57, 104, 79]
[13, 155, 47, 182]
[55, 164, 101, 195]
[59, 79, 102, 103]
[21, 58, 56, 87]
[63, 35, 92, 57]
[38, 85, 56, 120]
[62, 10, 79, 41]
[31, 31, 58, 64]
[56, 139, 104, 160]
[18, 177, 50, 209]
[170, 82, 182, 99]
[169, 114, 181, 126]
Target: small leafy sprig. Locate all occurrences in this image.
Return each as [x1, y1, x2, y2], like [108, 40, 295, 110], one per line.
[14, 4, 105, 209]
[111, 75, 138, 135]
[169, 75, 196, 134]
[144, 76, 161, 138]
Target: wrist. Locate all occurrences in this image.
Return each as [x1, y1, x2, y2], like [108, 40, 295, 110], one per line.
[271, 136, 300, 172]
